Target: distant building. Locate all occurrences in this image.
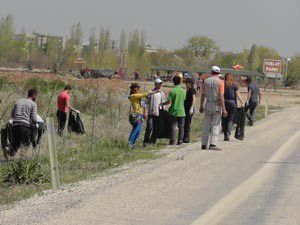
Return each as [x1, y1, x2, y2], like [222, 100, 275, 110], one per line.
[145, 44, 159, 53]
[14, 32, 64, 49]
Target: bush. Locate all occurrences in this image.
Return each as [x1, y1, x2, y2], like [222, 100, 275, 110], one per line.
[2, 160, 49, 186]
[24, 78, 66, 94]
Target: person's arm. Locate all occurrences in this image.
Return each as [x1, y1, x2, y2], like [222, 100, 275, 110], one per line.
[190, 92, 196, 115]
[219, 81, 228, 117]
[258, 88, 262, 105]
[199, 85, 206, 113]
[246, 89, 252, 104]
[236, 89, 244, 107]
[31, 103, 38, 124]
[66, 98, 79, 113]
[199, 93, 205, 113]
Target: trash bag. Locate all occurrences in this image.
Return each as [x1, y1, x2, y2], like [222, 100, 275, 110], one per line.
[1, 122, 13, 151]
[157, 109, 171, 139]
[68, 112, 85, 134]
[235, 108, 245, 140]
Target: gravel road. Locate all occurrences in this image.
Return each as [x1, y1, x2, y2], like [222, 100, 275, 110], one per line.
[1, 107, 300, 225]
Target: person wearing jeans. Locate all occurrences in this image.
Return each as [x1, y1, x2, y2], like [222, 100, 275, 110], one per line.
[245, 77, 261, 126]
[143, 79, 165, 146]
[128, 83, 157, 148]
[163, 75, 186, 145]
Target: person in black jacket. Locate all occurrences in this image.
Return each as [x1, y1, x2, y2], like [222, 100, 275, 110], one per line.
[183, 78, 196, 143]
[223, 73, 244, 141]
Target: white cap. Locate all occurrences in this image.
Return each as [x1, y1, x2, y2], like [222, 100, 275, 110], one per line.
[211, 66, 221, 73]
[155, 78, 163, 84]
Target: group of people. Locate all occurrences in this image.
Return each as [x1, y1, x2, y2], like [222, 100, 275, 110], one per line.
[2, 85, 80, 160]
[128, 66, 261, 150]
[128, 75, 197, 148]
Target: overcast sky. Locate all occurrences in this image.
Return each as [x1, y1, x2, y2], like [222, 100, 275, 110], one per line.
[0, 0, 299, 56]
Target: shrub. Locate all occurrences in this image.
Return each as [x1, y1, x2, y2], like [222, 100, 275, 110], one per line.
[2, 160, 49, 186]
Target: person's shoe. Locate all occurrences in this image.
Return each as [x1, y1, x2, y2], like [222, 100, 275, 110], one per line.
[143, 143, 148, 148]
[201, 145, 207, 150]
[177, 141, 183, 146]
[183, 139, 190, 144]
[248, 121, 254, 127]
[224, 136, 230, 141]
[169, 142, 175, 146]
[209, 145, 222, 151]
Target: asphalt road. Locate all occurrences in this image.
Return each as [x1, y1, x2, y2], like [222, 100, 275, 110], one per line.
[1, 107, 300, 225]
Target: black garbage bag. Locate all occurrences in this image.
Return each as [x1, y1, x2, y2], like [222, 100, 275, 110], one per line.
[235, 108, 246, 140]
[68, 112, 85, 134]
[1, 122, 13, 151]
[157, 109, 171, 139]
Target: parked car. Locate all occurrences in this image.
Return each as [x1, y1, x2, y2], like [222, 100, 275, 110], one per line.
[80, 68, 115, 79]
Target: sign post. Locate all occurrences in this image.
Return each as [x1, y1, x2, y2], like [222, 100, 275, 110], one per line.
[263, 59, 282, 118]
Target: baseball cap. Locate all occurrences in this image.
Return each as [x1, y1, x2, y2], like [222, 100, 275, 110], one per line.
[155, 78, 163, 84]
[211, 66, 221, 73]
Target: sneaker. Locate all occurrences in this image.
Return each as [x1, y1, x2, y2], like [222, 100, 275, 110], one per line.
[183, 140, 190, 144]
[209, 145, 222, 151]
[201, 145, 207, 150]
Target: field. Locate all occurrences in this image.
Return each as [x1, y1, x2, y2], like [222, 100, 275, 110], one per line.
[0, 71, 298, 206]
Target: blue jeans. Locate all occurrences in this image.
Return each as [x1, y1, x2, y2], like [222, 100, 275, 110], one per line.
[129, 114, 143, 145]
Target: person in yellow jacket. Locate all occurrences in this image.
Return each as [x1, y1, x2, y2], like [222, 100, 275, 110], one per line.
[128, 83, 157, 148]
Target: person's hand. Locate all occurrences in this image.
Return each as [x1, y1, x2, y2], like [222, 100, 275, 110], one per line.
[189, 108, 194, 115]
[223, 110, 228, 118]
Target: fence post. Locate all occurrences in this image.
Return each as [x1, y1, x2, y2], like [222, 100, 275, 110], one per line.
[46, 117, 60, 190]
[265, 90, 269, 118]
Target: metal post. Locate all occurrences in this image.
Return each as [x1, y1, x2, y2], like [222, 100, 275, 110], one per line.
[90, 79, 99, 151]
[46, 117, 60, 190]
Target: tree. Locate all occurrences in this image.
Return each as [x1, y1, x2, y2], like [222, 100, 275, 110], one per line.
[247, 44, 260, 70]
[286, 55, 300, 86]
[0, 15, 15, 62]
[119, 29, 127, 52]
[186, 36, 219, 59]
[70, 22, 83, 46]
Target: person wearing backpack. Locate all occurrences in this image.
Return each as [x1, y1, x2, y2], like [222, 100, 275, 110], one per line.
[143, 79, 165, 147]
[128, 83, 157, 148]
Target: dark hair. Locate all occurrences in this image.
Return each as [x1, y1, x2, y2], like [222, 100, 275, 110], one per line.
[185, 77, 194, 85]
[212, 71, 219, 75]
[130, 83, 140, 95]
[173, 76, 181, 85]
[28, 89, 38, 98]
[64, 85, 72, 91]
[246, 77, 252, 83]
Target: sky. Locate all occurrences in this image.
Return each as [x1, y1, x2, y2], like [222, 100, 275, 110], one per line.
[0, 0, 299, 57]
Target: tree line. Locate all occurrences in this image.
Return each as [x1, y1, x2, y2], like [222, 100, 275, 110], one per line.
[0, 14, 299, 85]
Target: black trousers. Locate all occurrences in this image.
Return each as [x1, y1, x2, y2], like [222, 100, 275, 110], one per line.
[11, 125, 31, 156]
[170, 116, 185, 145]
[57, 110, 67, 136]
[183, 110, 194, 142]
[143, 115, 159, 144]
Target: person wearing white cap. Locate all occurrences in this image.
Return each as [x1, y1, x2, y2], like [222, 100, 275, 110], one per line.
[199, 66, 228, 150]
[143, 78, 165, 146]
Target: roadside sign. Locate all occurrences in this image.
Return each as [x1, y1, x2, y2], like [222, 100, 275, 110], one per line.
[263, 59, 282, 74]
